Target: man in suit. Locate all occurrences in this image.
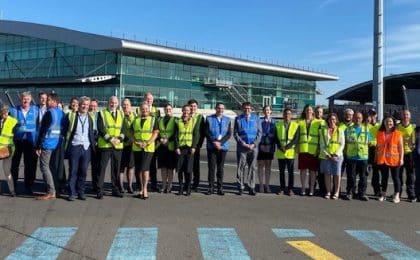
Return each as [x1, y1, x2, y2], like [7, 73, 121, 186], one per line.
[65, 96, 96, 201]
[96, 96, 125, 199]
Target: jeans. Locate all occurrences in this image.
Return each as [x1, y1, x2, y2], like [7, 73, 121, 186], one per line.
[0, 157, 13, 194]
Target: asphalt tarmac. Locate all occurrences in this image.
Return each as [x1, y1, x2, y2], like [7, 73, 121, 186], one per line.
[0, 149, 419, 259]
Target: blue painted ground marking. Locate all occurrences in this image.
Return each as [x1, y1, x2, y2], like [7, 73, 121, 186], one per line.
[6, 227, 77, 260]
[346, 230, 420, 260]
[197, 228, 250, 260]
[106, 227, 158, 260]
[272, 228, 315, 238]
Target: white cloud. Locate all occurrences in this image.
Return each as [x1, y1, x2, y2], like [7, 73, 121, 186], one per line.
[318, 0, 340, 9]
[309, 22, 420, 67]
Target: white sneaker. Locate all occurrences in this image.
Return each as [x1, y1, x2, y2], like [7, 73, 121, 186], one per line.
[378, 196, 385, 202]
[393, 194, 400, 204]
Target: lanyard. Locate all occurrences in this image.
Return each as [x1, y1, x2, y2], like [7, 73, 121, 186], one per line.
[78, 114, 88, 134]
[20, 108, 30, 126]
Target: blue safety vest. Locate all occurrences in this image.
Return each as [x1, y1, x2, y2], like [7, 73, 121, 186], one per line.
[235, 114, 259, 145]
[10, 105, 39, 145]
[260, 117, 276, 153]
[206, 114, 230, 151]
[42, 107, 64, 150]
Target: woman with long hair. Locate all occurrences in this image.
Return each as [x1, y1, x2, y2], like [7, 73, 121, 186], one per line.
[319, 113, 345, 199]
[297, 105, 322, 196]
[375, 116, 404, 203]
[257, 105, 275, 193]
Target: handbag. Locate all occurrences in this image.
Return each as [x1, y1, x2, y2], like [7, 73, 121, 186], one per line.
[0, 146, 11, 159]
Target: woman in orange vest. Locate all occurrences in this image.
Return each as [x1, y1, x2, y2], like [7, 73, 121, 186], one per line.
[375, 116, 404, 203]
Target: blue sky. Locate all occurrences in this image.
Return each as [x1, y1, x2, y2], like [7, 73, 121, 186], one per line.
[1, 0, 420, 104]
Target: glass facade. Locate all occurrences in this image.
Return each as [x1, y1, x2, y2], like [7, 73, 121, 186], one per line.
[0, 33, 316, 112]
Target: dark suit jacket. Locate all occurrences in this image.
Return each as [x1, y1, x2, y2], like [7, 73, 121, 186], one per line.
[65, 112, 96, 156]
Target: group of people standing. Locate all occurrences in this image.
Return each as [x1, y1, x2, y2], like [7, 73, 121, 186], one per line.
[0, 91, 419, 204]
[241, 104, 420, 203]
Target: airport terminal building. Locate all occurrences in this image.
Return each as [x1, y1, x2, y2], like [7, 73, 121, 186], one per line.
[0, 20, 337, 111]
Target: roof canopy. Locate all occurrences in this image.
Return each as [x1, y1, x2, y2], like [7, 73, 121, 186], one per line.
[328, 72, 420, 105]
[0, 20, 338, 81]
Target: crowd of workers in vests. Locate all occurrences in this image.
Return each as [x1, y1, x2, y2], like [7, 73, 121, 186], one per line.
[0, 90, 419, 203]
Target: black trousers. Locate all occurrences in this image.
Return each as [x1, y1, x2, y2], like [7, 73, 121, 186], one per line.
[378, 164, 401, 195]
[177, 147, 194, 190]
[278, 159, 294, 191]
[414, 152, 420, 199]
[207, 149, 227, 189]
[367, 147, 380, 195]
[192, 149, 201, 188]
[346, 159, 368, 195]
[97, 148, 122, 193]
[11, 139, 38, 190]
[149, 152, 158, 189]
[399, 152, 415, 198]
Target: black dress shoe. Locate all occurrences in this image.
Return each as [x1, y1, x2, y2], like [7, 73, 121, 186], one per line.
[96, 193, 103, 200]
[249, 189, 256, 196]
[206, 188, 213, 195]
[217, 189, 225, 196]
[67, 196, 75, 201]
[178, 187, 184, 196]
[78, 195, 86, 201]
[24, 187, 34, 196]
[238, 189, 243, 196]
[112, 192, 123, 198]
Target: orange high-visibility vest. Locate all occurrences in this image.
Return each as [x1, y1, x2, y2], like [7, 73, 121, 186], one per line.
[376, 130, 402, 167]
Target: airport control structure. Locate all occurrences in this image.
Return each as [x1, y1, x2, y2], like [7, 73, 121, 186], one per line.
[0, 20, 338, 112]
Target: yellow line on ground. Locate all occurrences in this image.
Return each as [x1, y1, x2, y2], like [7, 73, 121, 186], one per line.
[287, 240, 342, 260]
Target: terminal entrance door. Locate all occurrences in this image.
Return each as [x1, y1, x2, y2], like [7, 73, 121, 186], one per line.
[263, 96, 272, 107]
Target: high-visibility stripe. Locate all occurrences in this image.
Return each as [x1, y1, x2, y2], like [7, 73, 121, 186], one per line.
[287, 240, 342, 260]
[106, 227, 158, 260]
[197, 228, 250, 260]
[272, 228, 315, 238]
[6, 227, 77, 260]
[346, 230, 420, 259]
